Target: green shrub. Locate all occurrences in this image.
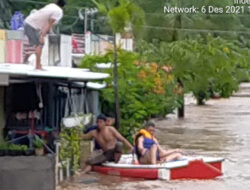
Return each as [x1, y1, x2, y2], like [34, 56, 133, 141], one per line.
[8, 143, 28, 151]
[137, 36, 250, 104]
[80, 49, 179, 142]
[33, 136, 44, 149]
[59, 124, 84, 173]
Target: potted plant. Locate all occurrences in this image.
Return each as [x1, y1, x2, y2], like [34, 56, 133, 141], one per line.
[0, 141, 8, 156]
[33, 136, 44, 156]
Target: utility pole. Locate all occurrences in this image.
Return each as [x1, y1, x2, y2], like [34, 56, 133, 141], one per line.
[84, 8, 88, 34]
[83, 8, 98, 33]
[90, 16, 94, 32]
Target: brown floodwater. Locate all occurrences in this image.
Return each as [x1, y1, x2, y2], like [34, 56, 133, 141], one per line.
[60, 83, 250, 190]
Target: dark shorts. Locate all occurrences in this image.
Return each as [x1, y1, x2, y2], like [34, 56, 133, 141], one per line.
[24, 22, 42, 46]
[86, 142, 123, 165]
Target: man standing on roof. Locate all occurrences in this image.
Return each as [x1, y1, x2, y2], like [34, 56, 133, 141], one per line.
[24, 0, 65, 70]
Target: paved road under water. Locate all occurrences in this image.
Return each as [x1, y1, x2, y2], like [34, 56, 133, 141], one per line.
[60, 83, 250, 190]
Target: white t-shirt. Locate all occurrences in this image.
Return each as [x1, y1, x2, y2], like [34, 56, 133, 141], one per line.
[25, 3, 63, 30]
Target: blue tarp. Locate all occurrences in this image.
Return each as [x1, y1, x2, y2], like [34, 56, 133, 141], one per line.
[10, 11, 24, 30]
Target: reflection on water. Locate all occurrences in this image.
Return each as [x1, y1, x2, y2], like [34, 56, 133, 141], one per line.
[61, 84, 250, 190]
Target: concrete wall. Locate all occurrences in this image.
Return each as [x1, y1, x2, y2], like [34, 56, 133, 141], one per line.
[0, 155, 55, 190]
[0, 87, 4, 141]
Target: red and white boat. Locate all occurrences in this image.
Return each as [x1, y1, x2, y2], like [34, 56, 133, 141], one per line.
[93, 154, 224, 180]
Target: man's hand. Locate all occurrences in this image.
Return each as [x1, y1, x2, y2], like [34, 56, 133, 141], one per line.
[81, 131, 94, 140]
[128, 146, 134, 153]
[40, 18, 55, 45]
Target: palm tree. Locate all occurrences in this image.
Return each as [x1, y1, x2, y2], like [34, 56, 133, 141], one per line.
[92, 0, 144, 128]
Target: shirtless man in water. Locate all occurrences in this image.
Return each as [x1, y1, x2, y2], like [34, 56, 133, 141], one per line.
[82, 114, 133, 174]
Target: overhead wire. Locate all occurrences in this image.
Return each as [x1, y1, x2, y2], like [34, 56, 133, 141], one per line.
[8, 0, 250, 34]
[141, 25, 250, 34]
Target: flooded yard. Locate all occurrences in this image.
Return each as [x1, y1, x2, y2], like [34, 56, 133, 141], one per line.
[59, 83, 250, 190]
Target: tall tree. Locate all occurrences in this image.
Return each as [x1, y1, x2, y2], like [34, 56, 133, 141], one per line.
[135, 0, 250, 45]
[0, 0, 12, 29]
[92, 0, 144, 129]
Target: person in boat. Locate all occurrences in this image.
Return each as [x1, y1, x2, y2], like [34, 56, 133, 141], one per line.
[83, 113, 116, 150]
[82, 114, 133, 173]
[134, 122, 182, 164]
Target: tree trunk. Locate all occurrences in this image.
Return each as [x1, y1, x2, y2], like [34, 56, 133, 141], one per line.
[177, 78, 184, 118]
[174, 0, 184, 118]
[113, 34, 120, 129]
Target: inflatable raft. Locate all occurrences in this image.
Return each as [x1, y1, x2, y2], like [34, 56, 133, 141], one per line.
[92, 154, 224, 180]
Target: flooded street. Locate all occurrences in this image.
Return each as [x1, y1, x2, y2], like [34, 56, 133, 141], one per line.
[60, 83, 250, 190]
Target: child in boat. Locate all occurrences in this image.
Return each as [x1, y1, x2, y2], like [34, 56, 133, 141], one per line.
[134, 122, 182, 164]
